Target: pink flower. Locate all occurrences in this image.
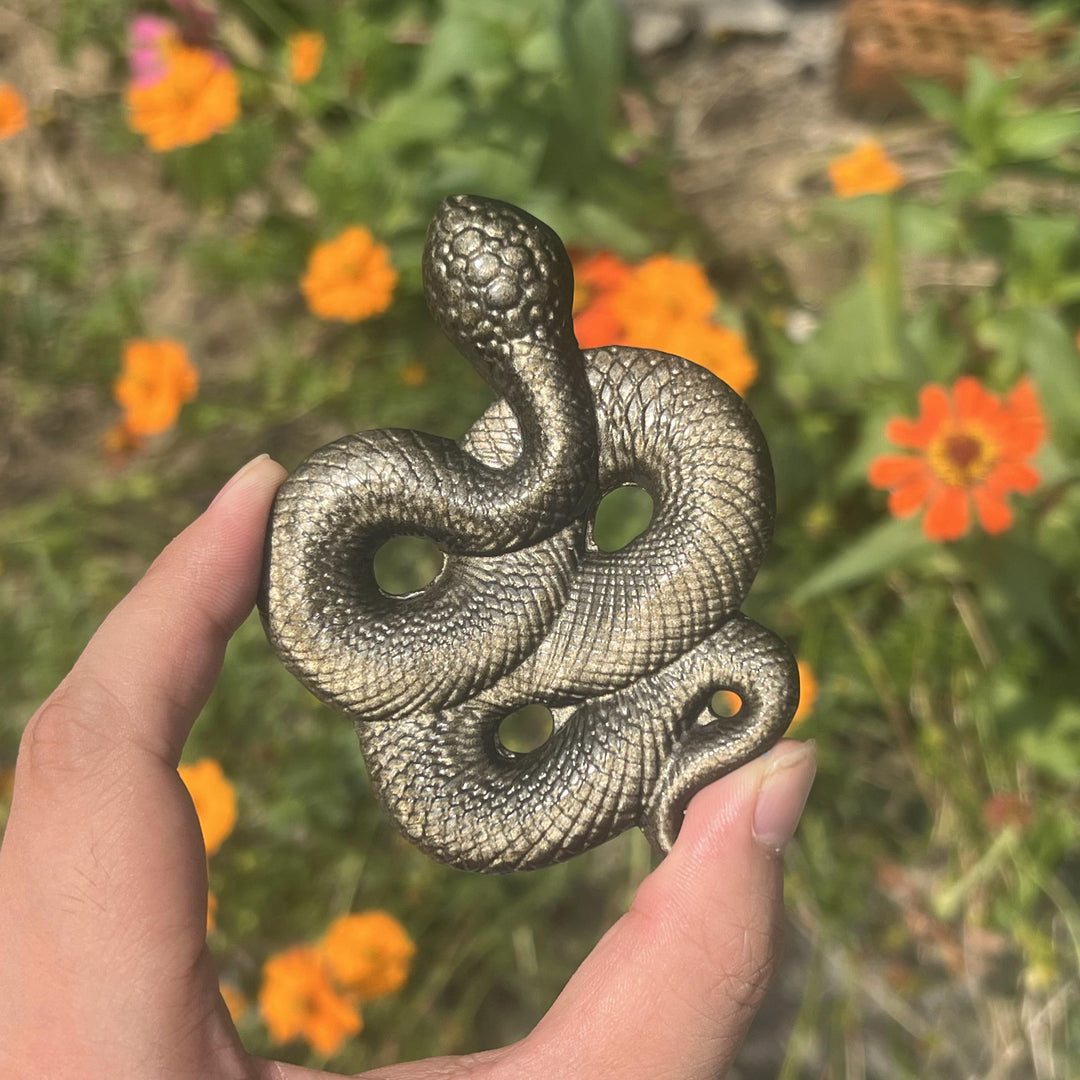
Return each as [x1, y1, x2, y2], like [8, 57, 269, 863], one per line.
[128, 5, 228, 92]
[128, 15, 177, 88]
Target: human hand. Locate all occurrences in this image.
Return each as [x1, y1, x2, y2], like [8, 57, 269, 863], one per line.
[0, 454, 816, 1080]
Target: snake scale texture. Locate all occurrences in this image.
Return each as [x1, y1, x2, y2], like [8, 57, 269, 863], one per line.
[259, 195, 799, 873]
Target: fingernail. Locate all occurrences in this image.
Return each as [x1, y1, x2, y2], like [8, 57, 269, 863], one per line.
[210, 454, 273, 508]
[752, 740, 816, 852]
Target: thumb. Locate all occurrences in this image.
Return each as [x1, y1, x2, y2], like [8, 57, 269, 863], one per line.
[515, 739, 816, 1080]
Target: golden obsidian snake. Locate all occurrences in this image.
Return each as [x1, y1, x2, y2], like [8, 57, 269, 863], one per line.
[259, 195, 799, 872]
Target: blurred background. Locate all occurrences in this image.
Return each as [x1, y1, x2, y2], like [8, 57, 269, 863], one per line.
[2, 0, 1079, 1075]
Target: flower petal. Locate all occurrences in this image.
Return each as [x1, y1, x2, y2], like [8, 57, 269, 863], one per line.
[987, 461, 1040, 495]
[887, 384, 950, 449]
[919, 383, 952, 426]
[884, 417, 924, 448]
[953, 376, 998, 424]
[923, 485, 969, 541]
[868, 454, 927, 489]
[1002, 378, 1046, 457]
[888, 474, 933, 517]
[574, 300, 624, 349]
[574, 251, 632, 294]
[973, 486, 1013, 534]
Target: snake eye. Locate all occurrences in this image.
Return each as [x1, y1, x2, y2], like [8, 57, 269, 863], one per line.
[497, 704, 554, 756]
[373, 536, 445, 596]
[592, 484, 654, 553]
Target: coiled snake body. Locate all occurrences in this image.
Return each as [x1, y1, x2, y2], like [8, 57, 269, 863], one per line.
[260, 195, 798, 872]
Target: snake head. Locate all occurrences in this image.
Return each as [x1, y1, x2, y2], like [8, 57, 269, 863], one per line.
[422, 194, 578, 381]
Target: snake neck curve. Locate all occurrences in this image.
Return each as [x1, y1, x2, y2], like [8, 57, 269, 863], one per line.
[420, 195, 599, 547]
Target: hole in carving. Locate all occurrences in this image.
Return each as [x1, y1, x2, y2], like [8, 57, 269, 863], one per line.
[497, 704, 554, 755]
[592, 484, 654, 553]
[709, 690, 743, 719]
[373, 536, 445, 596]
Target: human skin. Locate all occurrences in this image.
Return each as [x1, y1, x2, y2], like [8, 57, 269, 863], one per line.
[0, 455, 816, 1080]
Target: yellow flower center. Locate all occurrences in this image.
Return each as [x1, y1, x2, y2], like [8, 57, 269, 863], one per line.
[927, 424, 998, 488]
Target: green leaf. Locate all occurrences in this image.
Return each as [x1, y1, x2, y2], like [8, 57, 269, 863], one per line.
[964, 55, 1009, 124]
[363, 91, 467, 151]
[896, 201, 960, 255]
[980, 539, 1072, 654]
[792, 517, 930, 604]
[998, 110, 1080, 161]
[163, 121, 276, 207]
[571, 200, 652, 254]
[1051, 274, 1080, 303]
[903, 302, 966, 383]
[1005, 214, 1079, 305]
[434, 141, 544, 201]
[1016, 701, 1080, 783]
[905, 77, 964, 129]
[944, 156, 993, 203]
[417, 0, 512, 93]
[559, 0, 625, 142]
[961, 57, 1015, 164]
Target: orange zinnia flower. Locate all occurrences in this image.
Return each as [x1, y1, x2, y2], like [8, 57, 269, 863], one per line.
[569, 249, 759, 392]
[0, 83, 28, 140]
[260, 945, 362, 1057]
[786, 660, 818, 735]
[573, 251, 632, 308]
[287, 30, 326, 84]
[868, 377, 1045, 541]
[642, 318, 758, 395]
[574, 301, 625, 349]
[220, 982, 248, 1024]
[114, 339, 198, 436]
[612, 254, 718, 342]
[828, 140, 904, 198]
[320, 911, 416, 1000]
[301, 226, 398, 322]
[125, 43, 239, 151]
[572, 252, 631, 349]
[178, 758, 237, 857]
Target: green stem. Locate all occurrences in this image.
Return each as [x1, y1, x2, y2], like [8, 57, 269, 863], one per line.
[870, 195, 904, 380]
[932, 826, 1016, 921]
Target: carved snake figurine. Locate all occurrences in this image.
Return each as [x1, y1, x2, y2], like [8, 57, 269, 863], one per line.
[259, 195, 799, 873]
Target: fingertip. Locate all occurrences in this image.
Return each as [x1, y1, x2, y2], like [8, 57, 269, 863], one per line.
[673, 739, 815, 862]
[208, 454, 288, 514]
[629, 741, 812, 952]
[751, 739, 816, 852]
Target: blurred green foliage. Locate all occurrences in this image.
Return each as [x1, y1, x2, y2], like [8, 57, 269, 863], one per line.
[749, 54, 1080, 1077]
[2, 1, 1080, 1076]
